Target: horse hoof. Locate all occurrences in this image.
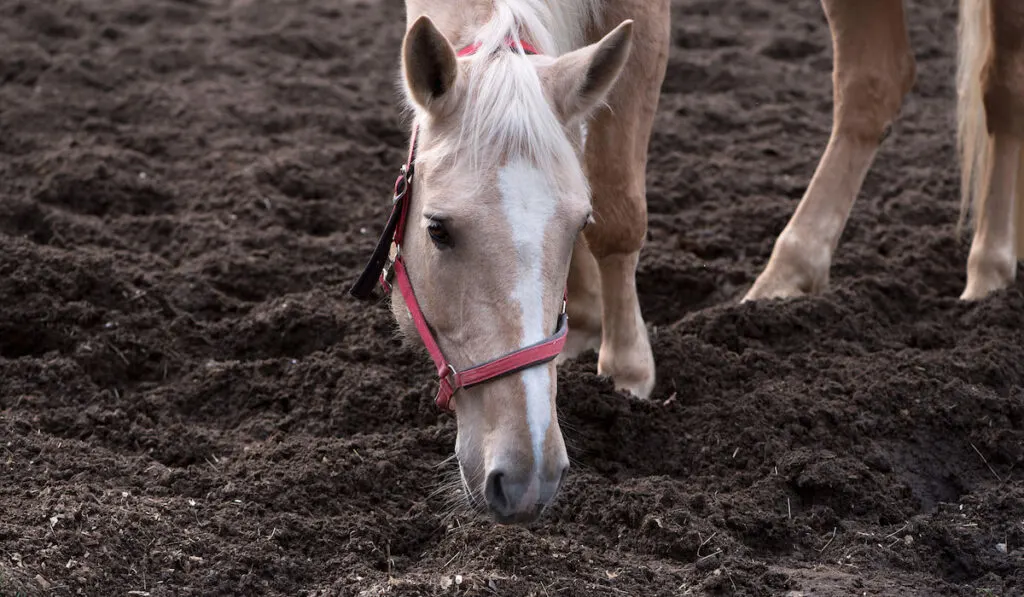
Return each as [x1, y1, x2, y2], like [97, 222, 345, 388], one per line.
[961, 253, 1015, 301]
[598, 357, 655, 400]
[614, 376, 654, 400]
[741, 280, 808, 302]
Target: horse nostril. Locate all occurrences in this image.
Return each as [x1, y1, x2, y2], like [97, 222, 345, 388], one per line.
[485, 470, 509, 514]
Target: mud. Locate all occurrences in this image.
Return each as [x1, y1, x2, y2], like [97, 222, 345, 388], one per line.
[1, 0, 1023, 595]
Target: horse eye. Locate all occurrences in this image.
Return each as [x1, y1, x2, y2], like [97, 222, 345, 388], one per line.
[427, 220, 452, 248]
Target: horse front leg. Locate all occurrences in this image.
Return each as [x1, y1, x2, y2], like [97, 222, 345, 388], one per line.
[556, 235, 603, 366]
[580, 0, 670, 399]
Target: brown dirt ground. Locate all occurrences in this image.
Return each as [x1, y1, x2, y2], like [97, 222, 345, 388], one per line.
[2, 0, 1023, 595]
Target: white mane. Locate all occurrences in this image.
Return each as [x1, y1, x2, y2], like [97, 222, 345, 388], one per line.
[414, 0, 602, 192]
[472, 0, 601, 58]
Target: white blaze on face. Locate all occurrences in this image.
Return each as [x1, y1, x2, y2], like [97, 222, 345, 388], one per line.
[497, 158, 556, 471]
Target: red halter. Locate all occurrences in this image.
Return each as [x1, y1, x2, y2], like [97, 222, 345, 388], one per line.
[349, 37, 567, 413]
[456, 38, 540, 57]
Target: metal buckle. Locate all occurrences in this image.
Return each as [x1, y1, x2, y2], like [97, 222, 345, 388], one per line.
[393, 164, 414, 204]
[381, 244, 401, 287]
[439, 363, 459, 394]
[393, 179, 407, 204]
[443, 363, 458, 385]
[434, 363, 460, 413]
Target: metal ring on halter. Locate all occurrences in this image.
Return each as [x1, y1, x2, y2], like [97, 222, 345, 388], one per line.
[394, 168, 411, 203]
[444, 363, 459, 387]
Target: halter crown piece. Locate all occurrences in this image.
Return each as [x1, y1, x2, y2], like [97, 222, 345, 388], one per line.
[349, 37, 567, 413]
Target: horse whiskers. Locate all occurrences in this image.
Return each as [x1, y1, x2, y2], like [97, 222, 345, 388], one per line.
[430, 467, 465, 500]
[426, 479, 460, 502]
[439, 494, 473, 522]
[434, 484, 473, 522]
[556, 414, 580, 436]
[432, 452, 459, 470]
[556, 414, 595, 474]
[437, 485, 488, 525]
[561, 428, 582, 452]
[442, 511, 489, 537]
[556, 409, 580, 436]
[427, 456, 492, 524]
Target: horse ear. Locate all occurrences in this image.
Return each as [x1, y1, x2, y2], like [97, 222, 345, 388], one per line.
[402, 15, 459, 112]
[543, 20, 633, 122]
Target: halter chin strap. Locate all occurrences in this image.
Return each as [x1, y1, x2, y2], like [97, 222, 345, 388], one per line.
[349, 37, 566, 413]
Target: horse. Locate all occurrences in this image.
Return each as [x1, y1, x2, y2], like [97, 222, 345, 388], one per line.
[350, 0, 669, 524]
[744, 0, 1024, 303]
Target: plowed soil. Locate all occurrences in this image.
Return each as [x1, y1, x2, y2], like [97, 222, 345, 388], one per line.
[2, 0, 1023, 595]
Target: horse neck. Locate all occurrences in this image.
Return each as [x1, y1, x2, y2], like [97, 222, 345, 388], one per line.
[405, 0, 595, 56]
[404, 0, 496, 48]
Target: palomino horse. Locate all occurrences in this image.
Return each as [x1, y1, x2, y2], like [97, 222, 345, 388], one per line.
[745, 0, 1024, 302]
[351, 0, 668, 523]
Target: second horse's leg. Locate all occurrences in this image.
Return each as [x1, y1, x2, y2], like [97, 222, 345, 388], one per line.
[960, 0, 1024, 300]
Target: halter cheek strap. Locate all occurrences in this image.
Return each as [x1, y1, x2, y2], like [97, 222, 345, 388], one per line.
[349, 37, 566, 413]
[393, 258, 568, 412]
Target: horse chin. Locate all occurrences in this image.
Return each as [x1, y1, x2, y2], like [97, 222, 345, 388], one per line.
[491, 510, 544, 525]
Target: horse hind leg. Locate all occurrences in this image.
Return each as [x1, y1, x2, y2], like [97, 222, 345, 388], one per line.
[959, 0, 1024, 300]
[743, 0, 915, 302]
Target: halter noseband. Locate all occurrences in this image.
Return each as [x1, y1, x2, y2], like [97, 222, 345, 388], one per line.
[349, 37, 567, 413]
